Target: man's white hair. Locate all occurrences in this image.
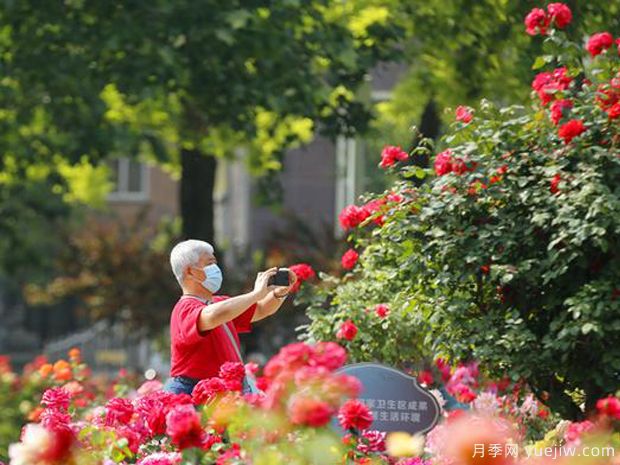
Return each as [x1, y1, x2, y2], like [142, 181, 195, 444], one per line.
[170, 239, 214, 286]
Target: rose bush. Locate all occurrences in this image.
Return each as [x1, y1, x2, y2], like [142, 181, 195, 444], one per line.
[301, 4, 619, 420]
[2, 346, 619, 465]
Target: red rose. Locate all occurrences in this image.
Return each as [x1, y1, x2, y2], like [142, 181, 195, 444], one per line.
[550, 174, 562, 194]
[289, 263, 316, 293]
[586, 32, 614, 57]
[608, 102, 620, 119]
[558, 119, 585, 143]
[219, 362, 245, 383]
[452, 157, 477, 175]
[165, 404, 205, 450]
[105, 398, 134, 426]
[455, 105, 473, 123]
[418, 370, 434, 386]
[379, 145, 409, 169]
[596, 396, 620, 419]
[41, 387, 71, 411]
[289, 396, 334, 427]
[363, 198, 386, 226]
[550, 99, 573, 125]
[339, 204, 370, 230]
[336, 320, 358, 341]
[338, 399, 373, 431]
[532, 68, 571, 105]
[524, 8, 549, 36]
[341, 248, 359, 270]
[192, 378, 228, 405]
[434, 149, 453, 176]
[547, 3, 572, 29]
[480, 264, 490, 274]
[374, 304, 389, 318]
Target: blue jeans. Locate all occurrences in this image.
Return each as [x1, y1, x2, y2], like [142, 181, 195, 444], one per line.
[163, 375, 260, 395]
[163, 376, 198, 395]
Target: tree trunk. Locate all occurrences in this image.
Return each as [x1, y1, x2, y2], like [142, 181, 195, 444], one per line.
[418, 98, 442, 142]
[410, 98, 442, 170]
[180, 148, 217, 245]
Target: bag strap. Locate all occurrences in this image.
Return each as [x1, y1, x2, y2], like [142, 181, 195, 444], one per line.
[179, 294, 260, 393]
[221, 322, 244, 362]
[180, 294, 243, 362]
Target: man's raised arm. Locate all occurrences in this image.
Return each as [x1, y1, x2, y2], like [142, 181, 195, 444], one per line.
[197, 268, 277, 331]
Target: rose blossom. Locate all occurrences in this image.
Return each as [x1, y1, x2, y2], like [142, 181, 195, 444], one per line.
[550, 99, 573, 125]
[8, 423, 73, 465]
[341, 248, 359, 270]
[104, 397, 134, 426]
[374, 304, 390, 318]
[565, 420, 595, 444]
[357, 430, 386, 453]
[380, 145, 409, 169]
[336, 320, 358, 341]
[558, 119, 585, 143]
[596, 396, 620, 419]
[165, 404, 205, 449]
[289, 396, 333, 427]
[192, 378, 228, 405]
[219, 362, 245, 383]
[608, 102, 620, 119]
[455, 105, 473, 123]
[417, 370, 434, 386]
[547, 3, 572, 28]
[434, 149, 453, 176]
[289, 263, 316, 292]
[524, 8, 549, 35]
[338, 399, 374, 431]
[312, 342, 347, 370]
[339, 204, 370, 230]
[586, 32, 614, 57]
[41, 387, 70, 411]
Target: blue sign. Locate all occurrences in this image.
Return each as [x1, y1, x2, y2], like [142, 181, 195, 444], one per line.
[337, 363, 441, 435]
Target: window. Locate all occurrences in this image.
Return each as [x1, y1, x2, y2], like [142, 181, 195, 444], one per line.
[107, 158, 149, 202]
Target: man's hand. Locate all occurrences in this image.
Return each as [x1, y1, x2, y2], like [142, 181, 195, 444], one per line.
[252, 268, 298, 323]
[273, 268, 298, 298]
[253, 268, 277, 300]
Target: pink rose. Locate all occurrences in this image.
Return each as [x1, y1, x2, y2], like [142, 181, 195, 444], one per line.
[547, 3, 572, 29]
[455, 105, 473, 123]
[524, 8, 549, 35]
[379, 145, 409, 169]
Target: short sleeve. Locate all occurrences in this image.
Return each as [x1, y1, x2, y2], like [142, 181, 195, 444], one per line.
[176, 299, 208, 346]
[233, 303, 257, 334]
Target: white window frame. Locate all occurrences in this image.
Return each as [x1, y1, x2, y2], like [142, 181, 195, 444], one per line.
[334, 89, 393, 236]
[107, 158, 150, 202]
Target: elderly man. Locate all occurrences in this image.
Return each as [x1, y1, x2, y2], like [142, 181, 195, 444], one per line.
[164, 239, 295, 395]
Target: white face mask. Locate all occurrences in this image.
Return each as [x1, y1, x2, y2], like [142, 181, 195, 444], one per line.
[201, 263, 223, 293]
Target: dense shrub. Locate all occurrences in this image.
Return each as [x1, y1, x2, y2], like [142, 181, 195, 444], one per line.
[302, 5, 620, 420]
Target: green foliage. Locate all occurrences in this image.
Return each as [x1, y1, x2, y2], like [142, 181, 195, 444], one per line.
[372, 0, 620, 147]
[303, 28, 620, 419]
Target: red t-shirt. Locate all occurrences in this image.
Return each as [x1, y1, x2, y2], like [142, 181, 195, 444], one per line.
[169, 295, 256, 380]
